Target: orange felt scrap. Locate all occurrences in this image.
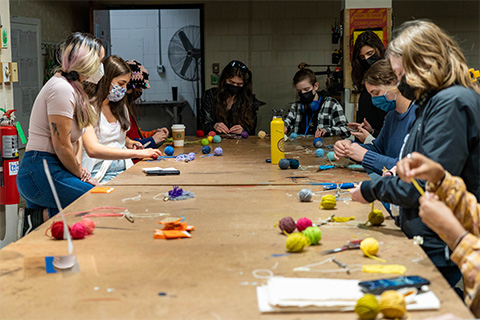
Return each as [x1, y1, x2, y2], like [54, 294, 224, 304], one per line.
[158, 219, 195, 231]
[91, 187, 116, 193]
[154, 229, 192, 239]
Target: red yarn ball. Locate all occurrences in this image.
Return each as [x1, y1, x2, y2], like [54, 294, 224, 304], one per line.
[71, 223, 87, 240]
[296, 217, 313, 232]
[279, 217, 296, 233]
[80, 218, 96, 235]
[49, 221, 70, 240]
[208, 131, 216, 137]
[196, 130, 204, 137]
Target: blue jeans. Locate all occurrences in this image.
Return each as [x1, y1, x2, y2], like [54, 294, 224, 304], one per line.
[91, 159, 126, 184]
[17, 151, 93, 217]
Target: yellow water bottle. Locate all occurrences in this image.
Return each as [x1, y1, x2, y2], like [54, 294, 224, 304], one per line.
[270, 109, 285, 164]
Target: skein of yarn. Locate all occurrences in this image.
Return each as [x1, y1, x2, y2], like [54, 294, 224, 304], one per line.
[164, 146, 175, 156]
[286, 232, 310, 252]
[208, 131, 216, 137]
[80, 218, 96, 235]
[196, 130, 204, 137]
[297, 188, 313, 202]
[49, 221, 69, 240]
[278, 158, 290, 170]
[355, 294, 380, 320]
[207, 136, 213, 143]
[315, 149, 325, 157]
[302, 226, 322, 245]
[327, 151, 336, 161]
[201, 138, 209, 146]
[368, 209, 385, 226]
[202, 145, 211, 154]
[70, 223, 87, 240]
[361, 237, 385, 262]
[288, 159, 300, 169]
[212, 135, 222, 143]
[278, 217, 296, 233]
[320, 194, 336, 209]
[296, 217, 313, 232]
[379, 290, 406, 319]
[187, 152, 196, 161]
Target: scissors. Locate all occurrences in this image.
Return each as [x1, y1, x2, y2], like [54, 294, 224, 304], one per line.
[321, 239, 363, 255]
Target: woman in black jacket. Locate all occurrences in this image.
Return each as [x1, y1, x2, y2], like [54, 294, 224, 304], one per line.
[200, 60, 257, 135]
[350, 20, 480, 291]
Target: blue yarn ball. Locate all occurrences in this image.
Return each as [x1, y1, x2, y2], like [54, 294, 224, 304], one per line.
[202, 145, 211, 154]
[164, 146, 175, 156]
[315, 148, 325, 157]
[288, 159, 300, 169]
[327, 151, 336, 161]
[212, 135, 221, 143]
[313, 138, 323, 148]
[289, 132, 298, 140]
[278, 159, 290, 170]
[214, 147, 223, 156]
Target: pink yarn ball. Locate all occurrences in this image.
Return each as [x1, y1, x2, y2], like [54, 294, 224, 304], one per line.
[296, 217, 313, 232]
[70, 223, 87, 240]
[279, 217, 296, 233]
[80, 218, 96, 235]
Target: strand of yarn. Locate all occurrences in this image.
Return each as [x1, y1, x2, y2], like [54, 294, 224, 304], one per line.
[361, 237, 386, 262]
[286, 232, 310, 252]
[362, 264, 407, 274]
[122, 194, 142, 203]
[302, 226, 322, 245]
[380, 290, 407, 319]
[355, 293, 380, 320]
[64, 206, 127, 216]
[297, 188, 313, 202]
[331, 216, 355, 222]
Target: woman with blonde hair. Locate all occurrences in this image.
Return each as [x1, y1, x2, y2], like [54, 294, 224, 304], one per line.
[350, 20, 480, 291]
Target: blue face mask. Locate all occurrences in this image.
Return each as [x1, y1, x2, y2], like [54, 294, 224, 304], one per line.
[371, 92, 396, 112]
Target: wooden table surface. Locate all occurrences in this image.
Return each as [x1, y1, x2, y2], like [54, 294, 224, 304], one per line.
[0, 137, 473, 319]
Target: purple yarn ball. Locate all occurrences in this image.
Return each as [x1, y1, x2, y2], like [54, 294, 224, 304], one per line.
[214, 147, 223, 156]
[241, 131, 249, 138]
[187, 152, 196, 161]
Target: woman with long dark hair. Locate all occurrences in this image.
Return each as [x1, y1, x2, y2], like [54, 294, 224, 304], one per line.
[200, 60, 258, 135]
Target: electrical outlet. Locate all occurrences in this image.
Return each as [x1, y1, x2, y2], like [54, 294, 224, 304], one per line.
[157, 65, 165, 73]
[2, 63, 10, 83]
[9, 62, 18, 82]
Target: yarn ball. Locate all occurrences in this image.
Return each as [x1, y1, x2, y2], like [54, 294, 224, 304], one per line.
[80, 218, 95, 235]
[241, 131, 249, 138]
[202, 145, 211, 154]
[361, 237, 380, 257]
[380, 290, 406, 319]
[327, 151, 336, 161]
[164, 146, 175, 156]
[286, 232, 310, 253]
[289, 132, 298, 140]
[214, 147, 223, 156]
[196, 130, 204, 137]
[302, 226, 322, 245]
[71, 222, 87, 240]
[50, 221, 69, 240]
[207, 136, 213, 143]
[279, 217, 296, 233]
[208, 131, 216, 137]
[313, 137, 323, 147]
[368, 209, 385, 226]
[258, 130, 266, 139]
[297, 188, 313, 202]
[278, 158, 290, 170]
[212, 135, 222, 143]
[296, 217, 313, 232]
[355, 294, 380, 320]
[315, 148, 325, 157]
[288, 159, 300, 169]
[187, 152, 196, 161]
[320, 194, 337, 209]
[201, 138, 209, 146]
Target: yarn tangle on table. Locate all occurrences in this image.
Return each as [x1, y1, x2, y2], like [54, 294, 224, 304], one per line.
[278, 158, 290, 170]
[278, 217, 296, 233]
[380, 290, 406, 319]
[70, 223, 87, 239]
[168, 186, 183, 198]
[320, 194, 336, 209]
[355, 293, 379, 320]
[297, 188, 313, 202]
[296, 217, 313, 232]
[285, 232, 310, 253]
[80, 218, 96, 235]
[361, 237, 386, 262]
[302, 226, 322, 245]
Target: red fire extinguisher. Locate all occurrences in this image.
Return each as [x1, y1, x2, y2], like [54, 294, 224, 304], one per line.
[0, 109, 20, 205]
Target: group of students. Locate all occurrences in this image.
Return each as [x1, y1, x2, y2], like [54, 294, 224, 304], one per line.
[15, 20, 480, 317]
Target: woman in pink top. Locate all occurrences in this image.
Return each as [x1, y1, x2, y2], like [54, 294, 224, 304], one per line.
[17, 33, 161, 233]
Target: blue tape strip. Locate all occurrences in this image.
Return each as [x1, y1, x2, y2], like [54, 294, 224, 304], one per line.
[45, 256, 57, 273]
[319, 165, 335, 170]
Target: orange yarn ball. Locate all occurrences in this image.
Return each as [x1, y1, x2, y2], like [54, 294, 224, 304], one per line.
[80, 218, 96, 235]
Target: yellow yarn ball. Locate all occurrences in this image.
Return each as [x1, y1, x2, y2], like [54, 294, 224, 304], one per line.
[380, 290, 406, 319]
[207, 136, 213, 142]
[361, 237, 379, 257]
[355, 293, 380, 320]
[320, 195, 336, 209]
[285, 232, 310, 253]
[368, 209, 385, 226]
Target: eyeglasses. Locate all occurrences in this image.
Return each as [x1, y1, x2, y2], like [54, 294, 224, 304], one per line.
[230, 60, 247, 70]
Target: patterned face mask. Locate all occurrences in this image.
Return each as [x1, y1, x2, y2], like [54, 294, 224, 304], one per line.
[107, 83, 127, 102]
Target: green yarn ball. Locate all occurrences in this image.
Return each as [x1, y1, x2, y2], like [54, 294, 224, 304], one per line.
[201, 138, 209, 146]
[327, 151, 336, 161]
[212, 135, 221, 143]
[302, 226, 322, 245]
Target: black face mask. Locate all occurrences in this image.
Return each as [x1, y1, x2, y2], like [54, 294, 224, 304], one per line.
[226, 83, 242, 96]
[299, 90, 315, 107]
[397, 76, 417, 101]
[360, 53, 380, 71]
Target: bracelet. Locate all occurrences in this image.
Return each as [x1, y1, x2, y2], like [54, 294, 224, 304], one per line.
[453, 230, 469, 250]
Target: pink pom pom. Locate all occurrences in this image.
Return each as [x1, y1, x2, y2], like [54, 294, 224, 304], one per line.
[80, 218, 96, 235]
[70, 223, 87, 240]
[296, 217, 313, 232]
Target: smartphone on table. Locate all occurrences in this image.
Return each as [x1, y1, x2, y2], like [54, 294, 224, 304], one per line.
[358, 275, 430, 295]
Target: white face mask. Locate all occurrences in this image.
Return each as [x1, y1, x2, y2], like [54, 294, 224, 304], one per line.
[85, 63, 104, 84]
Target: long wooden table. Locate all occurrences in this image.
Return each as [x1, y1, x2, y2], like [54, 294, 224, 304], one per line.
[0, 137, 474, 319]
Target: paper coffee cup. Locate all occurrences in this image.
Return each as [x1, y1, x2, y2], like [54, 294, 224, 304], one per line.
[171, 124, 186, 147]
